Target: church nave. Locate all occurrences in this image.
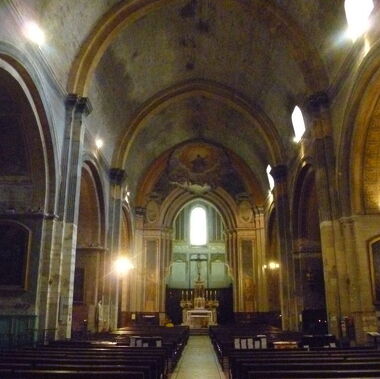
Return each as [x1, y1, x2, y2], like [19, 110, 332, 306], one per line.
[172, 335, 225, 379]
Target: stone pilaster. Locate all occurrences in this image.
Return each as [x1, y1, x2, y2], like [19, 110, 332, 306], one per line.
[45, 94, 91, 339]
[129, 207, 145, 312]
[270, 165, 297, 330]
[254, 207, 267, 311]
[106, 168, 126, 330]
[308, 92, 346, 338]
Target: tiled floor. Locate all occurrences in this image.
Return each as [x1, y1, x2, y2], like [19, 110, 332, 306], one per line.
[171, 335, 225, 379]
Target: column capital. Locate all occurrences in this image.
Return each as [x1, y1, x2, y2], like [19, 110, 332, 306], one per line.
[76, 96, 92, 116]
[306, 91, 329, 115]
[270, 165, 287, 183]
[65, 93, 78, 109]
[109, 168, 126, 185]
[65, 94, 92, 115]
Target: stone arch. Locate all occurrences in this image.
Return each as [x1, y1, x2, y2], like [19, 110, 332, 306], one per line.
[0, 46, 57, 213]
[292, 163, 321, 245]
[160, 187, 238, 232]
[368, 235, 380, 305]
[67, 0, 327, 97]
[113, 79, 285, 168]
[339, 41, 380, 215]
[135, 137, 266, 209]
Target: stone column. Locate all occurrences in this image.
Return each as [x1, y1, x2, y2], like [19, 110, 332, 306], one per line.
[226, 229, 238, 311]
[107, 168, 126, 330]
[308, 92, 346, 338]
[159, 227, 172, 314]
[270, 165, 297, 330]
[254, 207, 267, 311]
[129, 207, 145, 313]
[46, 94, 91, 339]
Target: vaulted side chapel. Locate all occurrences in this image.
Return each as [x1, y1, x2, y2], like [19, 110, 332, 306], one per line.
[1, 0, 380, 348]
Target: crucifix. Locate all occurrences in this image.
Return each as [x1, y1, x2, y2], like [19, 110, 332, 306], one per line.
[190, 254, 208, 281]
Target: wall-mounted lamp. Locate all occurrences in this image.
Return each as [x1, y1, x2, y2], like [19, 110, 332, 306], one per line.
[23, 21, 45, 46]
[263, 261, 280, 270]
[95, 138, 104, 149]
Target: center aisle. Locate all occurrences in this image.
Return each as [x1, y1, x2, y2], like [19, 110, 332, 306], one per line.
[172, 335, 225, 379]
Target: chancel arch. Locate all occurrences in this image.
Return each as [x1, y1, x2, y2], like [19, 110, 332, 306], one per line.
[123, 140, 267, 327]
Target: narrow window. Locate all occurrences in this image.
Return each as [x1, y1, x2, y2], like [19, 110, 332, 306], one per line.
[345, 0, 374, 41]
[190, 206, 207, 245]
[266, 165, 274, 191]
[291, 106, 306, 143]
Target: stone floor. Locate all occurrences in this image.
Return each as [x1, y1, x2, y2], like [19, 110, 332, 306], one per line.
[171, 335, 225, 379]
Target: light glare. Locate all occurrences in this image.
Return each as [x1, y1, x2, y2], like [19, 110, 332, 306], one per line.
[268, 261, 280, 270]
[291, 106, 306, 143]
[95, 138, 104, 149]
[266, 165, 275, 191]
[345, 0, 374, 41]
[23, 21, 45, 46]
[114, 257, 134, 275]
[190, 206, 207, 245]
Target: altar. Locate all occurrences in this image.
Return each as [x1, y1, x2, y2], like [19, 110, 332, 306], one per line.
[183, 309, 217, 329]
[180, 259, 219, 329]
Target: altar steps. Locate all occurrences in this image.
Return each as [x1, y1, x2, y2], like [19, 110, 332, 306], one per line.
[189, 328, 209, 336]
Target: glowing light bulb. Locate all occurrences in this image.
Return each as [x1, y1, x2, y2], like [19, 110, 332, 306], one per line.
[268, 261, 280, 270]
[345, 0, 374, 41]
[114, 257, 134, 275]
[23, 21, 45, 46]
[95, 138, 103, 149]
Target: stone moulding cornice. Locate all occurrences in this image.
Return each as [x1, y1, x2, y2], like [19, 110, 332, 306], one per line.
[76, 246, 108, 253]
[0, 212, 58, 220]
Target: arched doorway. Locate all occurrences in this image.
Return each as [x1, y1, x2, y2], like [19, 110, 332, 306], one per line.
[165, 199, 233, 325]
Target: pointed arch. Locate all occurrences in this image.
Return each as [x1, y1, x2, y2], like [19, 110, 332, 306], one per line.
[112, 79, 284, 168]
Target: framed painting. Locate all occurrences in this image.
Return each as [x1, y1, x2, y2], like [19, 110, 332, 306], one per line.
[369, 239, 380, 304]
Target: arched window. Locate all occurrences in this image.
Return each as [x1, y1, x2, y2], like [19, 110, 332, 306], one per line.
[345, 0, 374, 41]
[190, 206, 207, 245]
[291, 106, 306, 143]
[266, 165, 275, 191]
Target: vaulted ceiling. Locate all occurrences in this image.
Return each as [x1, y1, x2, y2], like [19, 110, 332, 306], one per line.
[11, 0, 355, 199]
